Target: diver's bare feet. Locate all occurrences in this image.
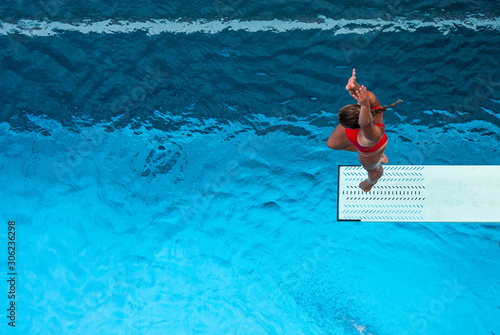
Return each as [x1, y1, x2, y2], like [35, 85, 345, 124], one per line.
[381, 153, 388, 164]
[359, 167, 383, 192]
[346, 68, 357, 91]
[359, 179, 377, 192]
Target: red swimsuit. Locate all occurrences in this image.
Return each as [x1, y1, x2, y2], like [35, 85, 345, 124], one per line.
[344, 107, 387, 154]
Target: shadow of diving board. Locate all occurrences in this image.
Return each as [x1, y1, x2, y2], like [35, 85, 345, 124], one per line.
[337, 165, 500, 222]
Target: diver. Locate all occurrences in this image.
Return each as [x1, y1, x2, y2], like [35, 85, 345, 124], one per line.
[327, 69, 402, 192]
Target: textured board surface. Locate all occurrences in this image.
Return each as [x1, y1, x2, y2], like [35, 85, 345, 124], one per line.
[337, 165, 500, 222]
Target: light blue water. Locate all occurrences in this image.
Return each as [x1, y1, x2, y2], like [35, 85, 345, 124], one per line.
[1, 2, 500, 334]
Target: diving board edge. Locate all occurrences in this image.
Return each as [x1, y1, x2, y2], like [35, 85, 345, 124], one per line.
[337, 165, 361, 222]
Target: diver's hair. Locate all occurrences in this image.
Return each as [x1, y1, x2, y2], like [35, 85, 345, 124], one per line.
[338, 99, 403, 129]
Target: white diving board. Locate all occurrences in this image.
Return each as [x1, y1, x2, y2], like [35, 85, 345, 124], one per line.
[337, 165, 500, 222]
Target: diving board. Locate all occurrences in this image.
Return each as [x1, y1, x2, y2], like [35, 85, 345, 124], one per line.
[337, 165, 500, 222]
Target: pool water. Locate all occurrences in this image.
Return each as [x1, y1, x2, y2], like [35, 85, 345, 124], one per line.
[1, 1, 500, 334]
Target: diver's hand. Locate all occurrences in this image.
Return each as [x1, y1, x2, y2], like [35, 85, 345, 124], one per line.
[352, 85, 370, 106]
[346, 68, 357, 91]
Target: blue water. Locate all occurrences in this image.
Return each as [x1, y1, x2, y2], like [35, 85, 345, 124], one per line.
[1, 1, 500, 334]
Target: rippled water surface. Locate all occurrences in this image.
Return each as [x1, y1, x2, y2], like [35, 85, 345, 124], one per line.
[1, 1, 500, 334]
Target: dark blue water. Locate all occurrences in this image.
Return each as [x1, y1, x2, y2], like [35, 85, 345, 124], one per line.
[2, 27, 500, 136]
[1, 1, 500, 334]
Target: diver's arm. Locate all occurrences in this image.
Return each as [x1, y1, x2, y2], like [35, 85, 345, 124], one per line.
[353, 86, 373, 127]
[346, 69, 381, 107]
[353, 86, 383, 142]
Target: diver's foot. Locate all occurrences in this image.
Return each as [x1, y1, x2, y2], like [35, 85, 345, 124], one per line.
[381, 153, 388, 164]
[359, 167, 383, 192]
[359, 179, 377, 192]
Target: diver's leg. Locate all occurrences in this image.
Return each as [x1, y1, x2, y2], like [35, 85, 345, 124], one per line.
[357, 149, 386, 192]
